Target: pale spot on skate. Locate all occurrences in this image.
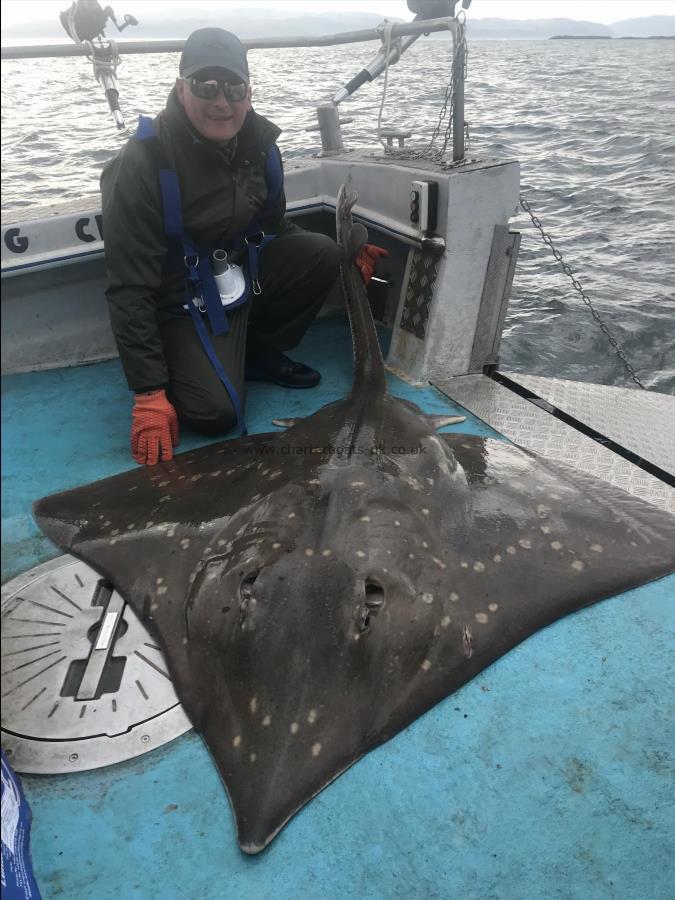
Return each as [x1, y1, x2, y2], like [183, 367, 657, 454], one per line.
[249, 697, 258, 714]
[307, 709, 317, 724]
[571, 560, 585, 572]
[262, 715, 272, 727]
[250, 753, 257, 763]
[233, 736, 241, 748]
[321, 549, 332, 557]
[475, 612, 489, 624]
[433, 558, 447, 570]
[180, 538, 190, 549]
[156, 577, 164, 585]
[493, 554, 502, 563]
[441, 616, 451, 628]
[355, 550, 366, 558]
[590, 544, 603, 553]
[540, 525, 551, 534]
[450, 592, 459, 602]
[518, 539, 532, 549]
[422, 508, 430, 516]
[488, 603, 499, 612]
[157, 586, 168, 596]
[305, 548, 314, 557]
[288, 512, 296, 519]
[421, 659, 432, 671]
[506, 546, 516, 555]
[311, 743, 322, 757]
[360, 516, 371, 522]
[551, 541, 563, 551]
[473, 561, 485, 572]
[351, 481, 366, 487]
[290, 722, 299, 735]
[420, 592, 434, 604]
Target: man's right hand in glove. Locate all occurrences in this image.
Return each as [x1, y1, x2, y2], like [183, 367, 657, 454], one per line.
[131, 390, 179, 466]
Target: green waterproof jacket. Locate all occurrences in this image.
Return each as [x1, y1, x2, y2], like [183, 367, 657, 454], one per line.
[100, 87, 287, 392]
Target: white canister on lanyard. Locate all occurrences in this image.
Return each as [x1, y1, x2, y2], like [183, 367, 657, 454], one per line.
[212, 249, 246, 307]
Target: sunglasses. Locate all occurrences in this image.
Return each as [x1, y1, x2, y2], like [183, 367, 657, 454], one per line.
[185, 77, 248, 103]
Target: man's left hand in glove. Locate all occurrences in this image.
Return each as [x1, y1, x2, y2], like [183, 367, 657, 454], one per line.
[356, 243, 389, 286]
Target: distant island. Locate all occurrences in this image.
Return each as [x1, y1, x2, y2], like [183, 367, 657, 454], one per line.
[550, 35, 611, 40]
[550, 34, 675, 40]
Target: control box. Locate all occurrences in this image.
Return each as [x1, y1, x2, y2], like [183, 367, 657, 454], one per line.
[409, 180, 439, 233]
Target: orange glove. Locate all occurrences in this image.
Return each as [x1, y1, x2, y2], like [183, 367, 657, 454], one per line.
[131, 390, 179, 466]
[356, 243, 389, 286]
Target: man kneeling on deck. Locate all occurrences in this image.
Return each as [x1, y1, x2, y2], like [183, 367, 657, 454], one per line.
[101, 27, 387, 465]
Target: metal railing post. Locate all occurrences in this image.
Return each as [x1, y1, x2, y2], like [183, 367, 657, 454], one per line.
[316, 102, 344, 156]
[452, 28, 465, 163]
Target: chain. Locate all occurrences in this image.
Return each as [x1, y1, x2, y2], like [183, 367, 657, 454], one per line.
[380, 17, 468, 163]
[520, 196, 645, 389]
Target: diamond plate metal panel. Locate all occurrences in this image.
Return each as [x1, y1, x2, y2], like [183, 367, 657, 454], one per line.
[433, 374, 675, 514]
[504, 373, 675, 477]
[399, 250, 439, 339]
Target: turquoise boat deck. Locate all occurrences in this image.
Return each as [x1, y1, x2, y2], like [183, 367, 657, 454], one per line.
[2, 317, 673, 900]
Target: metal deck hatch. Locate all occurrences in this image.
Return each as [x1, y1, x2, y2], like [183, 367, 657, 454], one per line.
[1, 555, 191, 774]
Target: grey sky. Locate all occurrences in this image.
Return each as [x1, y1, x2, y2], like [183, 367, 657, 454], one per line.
[2, 0, 674, 28]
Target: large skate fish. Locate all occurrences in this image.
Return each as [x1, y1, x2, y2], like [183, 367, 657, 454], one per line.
[34, 186, 675, 854]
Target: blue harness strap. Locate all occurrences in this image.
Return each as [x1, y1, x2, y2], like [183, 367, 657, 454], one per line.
[135, 114, 284, 436]
[186, 300, 246, 433]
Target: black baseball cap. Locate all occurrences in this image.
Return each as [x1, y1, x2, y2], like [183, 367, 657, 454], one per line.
[179, 28, 249, 82]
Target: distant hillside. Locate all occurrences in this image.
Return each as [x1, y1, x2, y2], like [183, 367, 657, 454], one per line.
[610, 16, 675, 37]
[2, 9, 674, 44]
[0, 8, 400, 42]
[464, 16, 675, 40]
[465, 17, 613, 40]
